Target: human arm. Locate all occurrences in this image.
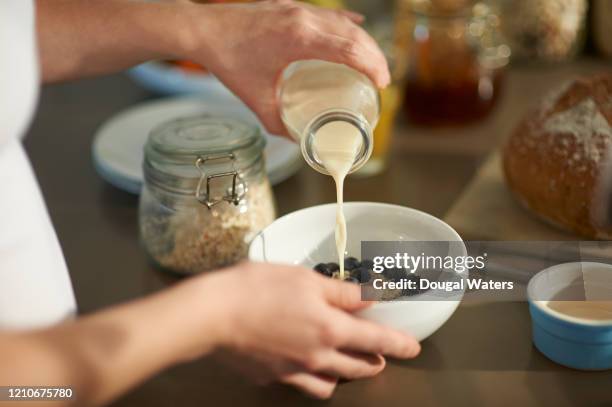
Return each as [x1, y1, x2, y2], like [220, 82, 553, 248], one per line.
[36, 0, 390, 135]
[0, 272, 222, 406]
[0, 262, 419, 405]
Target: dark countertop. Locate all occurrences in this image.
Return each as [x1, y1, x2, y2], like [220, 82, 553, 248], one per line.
[26, 60, 612, 406]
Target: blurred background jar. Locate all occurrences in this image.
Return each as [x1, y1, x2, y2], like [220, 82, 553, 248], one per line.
[343, 0, 409, 176]
[592, 0, 612, 58]
[499, 0, 587, 62]
[394, 0, 510, 127]
[356, 16, 404, 176]
[139, 116, 276, 275]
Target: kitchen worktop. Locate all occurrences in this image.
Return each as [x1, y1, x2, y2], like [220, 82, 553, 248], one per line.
[27, 60, 612, 406]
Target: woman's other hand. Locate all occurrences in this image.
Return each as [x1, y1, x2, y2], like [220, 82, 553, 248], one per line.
[189, 262, 420, 399]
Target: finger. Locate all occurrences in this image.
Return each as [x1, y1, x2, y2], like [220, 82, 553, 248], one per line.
[317, 13, 377, 53]
[317, 274, 373, 311]
[330, 310, 421, 359]
[306, 32, 390, 88]
[300, 3, 365, 24]
[336, 9, 365, 24]
[248, 89, 291, 138]
[319, 8, 365, 24]
[280, 372, 338, 400]
[315, 350, 386, 379]
[304, 12, 389, 87]
[217, 70, 291, 138]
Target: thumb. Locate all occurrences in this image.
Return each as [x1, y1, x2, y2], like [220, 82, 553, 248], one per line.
[318, 274, 373, 312]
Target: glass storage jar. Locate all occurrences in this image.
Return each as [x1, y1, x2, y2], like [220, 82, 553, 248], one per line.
[395, 0, 510, 126]
[356, 19, 403, 177]
[500, 0, 587, 62]
[139, 115, 276, 275]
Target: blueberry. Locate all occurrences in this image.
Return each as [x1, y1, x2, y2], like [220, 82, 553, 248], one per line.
[344, 276, 360, 284]
[327, 262, 340, 272]
[344, 257, 360, 271]
[314, 263, 333, 277]
[360, 259, 374, 270]
[352, 267, 371, 283]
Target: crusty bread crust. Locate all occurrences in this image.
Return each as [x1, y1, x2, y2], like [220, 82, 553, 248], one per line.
[502, 74, 612, 239]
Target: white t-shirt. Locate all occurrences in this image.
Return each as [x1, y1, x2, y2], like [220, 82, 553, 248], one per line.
[0, 0, 76, 329]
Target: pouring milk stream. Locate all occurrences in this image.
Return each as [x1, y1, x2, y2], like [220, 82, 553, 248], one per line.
[279, 60, 380, 279]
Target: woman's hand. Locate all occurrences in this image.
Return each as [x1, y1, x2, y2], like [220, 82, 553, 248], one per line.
[182, 0, 391, 136]
[191, 262, 420, 399]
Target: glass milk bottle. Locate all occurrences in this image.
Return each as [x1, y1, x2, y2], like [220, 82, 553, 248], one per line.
[279, 60, 380, 174]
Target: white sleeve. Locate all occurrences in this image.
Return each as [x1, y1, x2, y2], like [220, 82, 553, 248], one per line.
[0, 141, 77, 330]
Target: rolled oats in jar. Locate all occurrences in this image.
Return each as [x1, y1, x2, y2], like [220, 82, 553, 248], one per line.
[499, 0, 587, 62]
[139, 115, 276, 275]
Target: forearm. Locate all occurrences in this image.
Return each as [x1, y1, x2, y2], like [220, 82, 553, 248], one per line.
[0, 277, 223, 406]
[36, 0, 202, 83]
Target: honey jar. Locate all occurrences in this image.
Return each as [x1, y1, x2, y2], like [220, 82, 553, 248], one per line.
[395, 0, 510, 126]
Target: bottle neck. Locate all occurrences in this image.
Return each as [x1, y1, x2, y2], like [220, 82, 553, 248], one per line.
[301, 109, 373, 175]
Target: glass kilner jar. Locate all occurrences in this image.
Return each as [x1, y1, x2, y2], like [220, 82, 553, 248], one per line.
[139, 115, 276, 275]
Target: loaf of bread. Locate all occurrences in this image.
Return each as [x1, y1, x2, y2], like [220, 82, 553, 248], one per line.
[502, 74, 612, 238]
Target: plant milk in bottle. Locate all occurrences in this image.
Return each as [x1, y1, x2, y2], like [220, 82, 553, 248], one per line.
[279, 60, 380, 279]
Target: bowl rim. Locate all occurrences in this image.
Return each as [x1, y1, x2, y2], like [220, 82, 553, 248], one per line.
[249, 201, 467, 307]
[528, 261, 612, 327]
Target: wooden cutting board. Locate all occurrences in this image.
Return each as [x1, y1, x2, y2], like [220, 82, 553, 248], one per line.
[444, 153, 578, 240]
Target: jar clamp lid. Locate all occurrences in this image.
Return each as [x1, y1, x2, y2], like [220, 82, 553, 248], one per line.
[144, 115, 266, 208]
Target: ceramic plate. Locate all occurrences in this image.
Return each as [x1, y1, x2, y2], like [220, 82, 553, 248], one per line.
[128, 61, 233, 97]
[92, 96, 302, 194]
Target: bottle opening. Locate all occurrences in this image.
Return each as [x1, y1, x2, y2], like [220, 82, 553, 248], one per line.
[302, 110, 373, 176]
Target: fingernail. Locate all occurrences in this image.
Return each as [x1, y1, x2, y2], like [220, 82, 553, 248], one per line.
[378, 355, 387, 370]
[384, 74, 391, 88]
[378, 74, 391, 89]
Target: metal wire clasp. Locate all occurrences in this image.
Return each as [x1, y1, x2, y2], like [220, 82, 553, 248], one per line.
[195, 153, 245, 209]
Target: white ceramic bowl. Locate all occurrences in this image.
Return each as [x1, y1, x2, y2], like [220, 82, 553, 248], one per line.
[249, 202, 467, 341]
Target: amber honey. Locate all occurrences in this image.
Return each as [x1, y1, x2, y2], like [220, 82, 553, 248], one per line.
[394, 0, 508, 127]
[403, 69, 503, 126]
